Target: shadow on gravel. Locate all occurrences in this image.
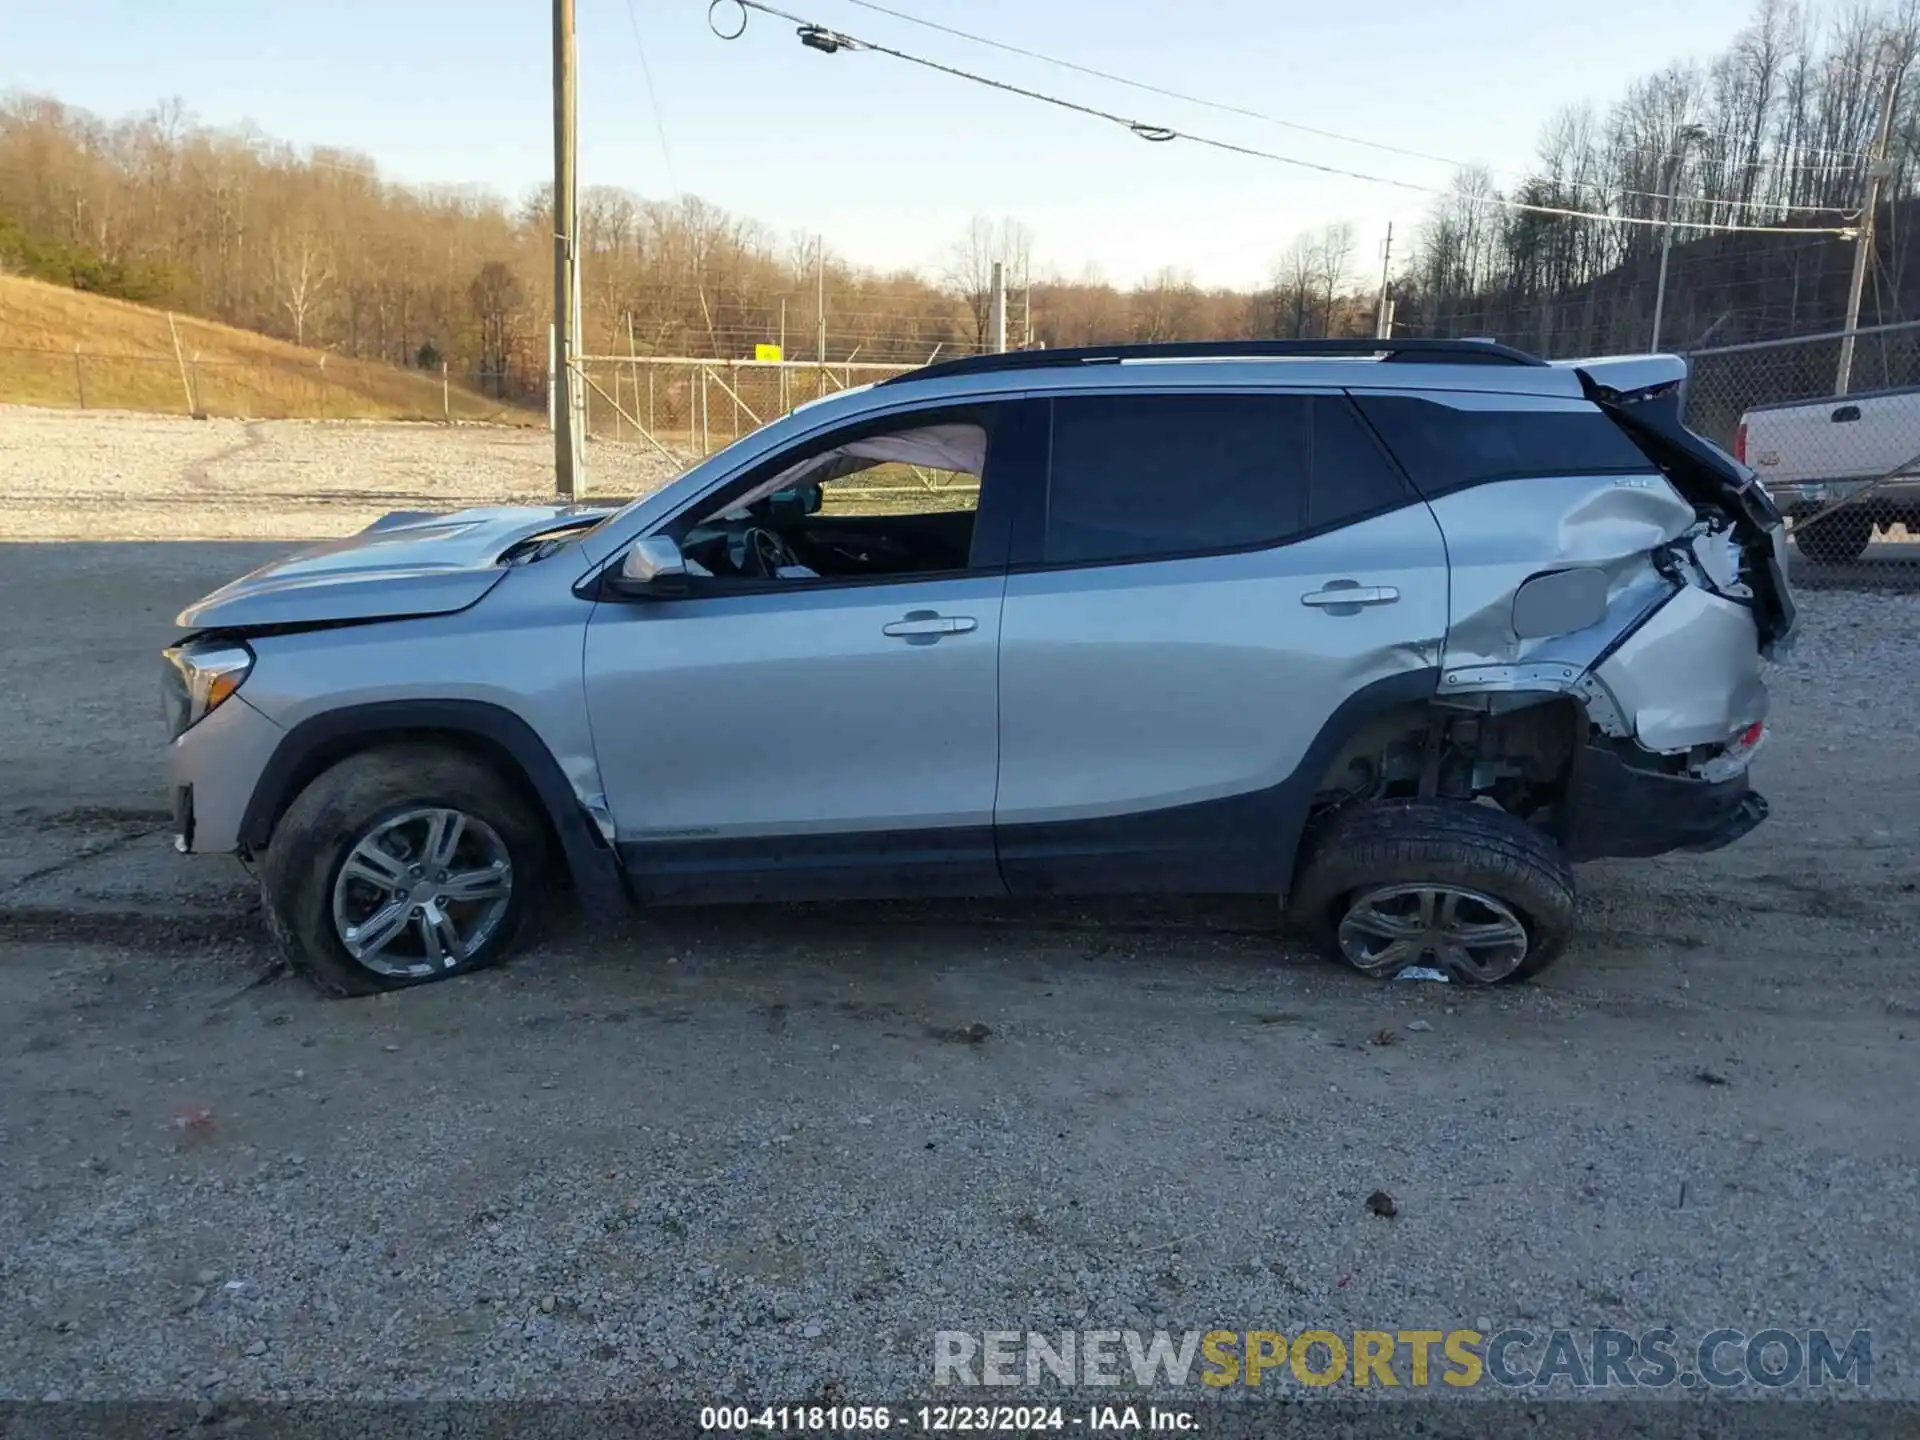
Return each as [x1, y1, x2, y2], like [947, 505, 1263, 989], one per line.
[0, 904, 255, 953]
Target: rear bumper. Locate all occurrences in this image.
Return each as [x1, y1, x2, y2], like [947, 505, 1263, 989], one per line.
[1560, 741, 1768, 862]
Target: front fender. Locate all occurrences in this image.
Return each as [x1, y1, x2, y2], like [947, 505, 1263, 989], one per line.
[238, 699, 628, 920]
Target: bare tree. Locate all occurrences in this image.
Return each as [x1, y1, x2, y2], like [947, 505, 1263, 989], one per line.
[467, 260, 522, 397]
[1133, 266, 1199, 340]
[1316, 222, 1356, 336]
[942, 216, 1036, 351]
[944, 216, 999, 352]
[1271, 231, 1317, 337]
[269, 230, 334, 345]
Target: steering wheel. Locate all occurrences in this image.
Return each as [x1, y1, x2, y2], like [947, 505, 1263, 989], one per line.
[739, 525, 799, 578]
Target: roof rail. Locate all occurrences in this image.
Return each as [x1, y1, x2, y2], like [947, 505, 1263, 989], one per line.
[880, 337, 1546, 386]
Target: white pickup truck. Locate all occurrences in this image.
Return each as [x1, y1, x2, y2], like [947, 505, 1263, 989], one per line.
[1736, 388, 1920, 562]
[1743, 391, 1920, 568]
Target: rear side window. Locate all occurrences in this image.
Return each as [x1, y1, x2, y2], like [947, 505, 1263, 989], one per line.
[1352, 395, 1652, 496]
[1045, 394, 1309, 564]
[1308, 396, 1416, 529]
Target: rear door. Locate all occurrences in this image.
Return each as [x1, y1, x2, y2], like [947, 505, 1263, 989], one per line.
[993, 390, 1450, 896]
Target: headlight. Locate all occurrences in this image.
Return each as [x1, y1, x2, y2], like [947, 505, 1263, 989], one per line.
[161, 639, 253, 738]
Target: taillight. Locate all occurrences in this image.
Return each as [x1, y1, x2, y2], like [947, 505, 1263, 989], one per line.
[1733, 421, 1747, 463]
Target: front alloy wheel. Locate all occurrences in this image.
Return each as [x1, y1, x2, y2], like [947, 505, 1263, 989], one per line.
[331, 808, 514, 979]
[259, 744, 548, 996]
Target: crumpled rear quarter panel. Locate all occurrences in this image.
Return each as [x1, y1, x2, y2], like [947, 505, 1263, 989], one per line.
[1592, 586, 1768, 751]
[1432, 473, 1697, 674]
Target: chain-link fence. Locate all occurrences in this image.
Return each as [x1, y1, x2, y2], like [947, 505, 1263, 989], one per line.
[574, 356, 920, 460]
[1683, 322, 1920, 588]
[0, 344, 527, 424]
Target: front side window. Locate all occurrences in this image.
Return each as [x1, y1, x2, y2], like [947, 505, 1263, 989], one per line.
[1044, 394, 1312, 565]
[675, 416, 994, 584]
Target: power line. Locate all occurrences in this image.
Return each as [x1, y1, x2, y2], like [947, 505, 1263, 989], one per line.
[624, 0, 682, 197]
[832, 0, 1857, 217]
[835, 0, 1461, 169]
[709, 1, 1856, 237]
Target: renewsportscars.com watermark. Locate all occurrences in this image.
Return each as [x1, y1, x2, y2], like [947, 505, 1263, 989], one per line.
[934, 1328, 1873, 1391]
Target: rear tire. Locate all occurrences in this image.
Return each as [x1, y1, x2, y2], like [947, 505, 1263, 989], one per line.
[1289, 800, 1576, 984]
[1793, 510, 1874, 564]
[259, 744, 548, 996]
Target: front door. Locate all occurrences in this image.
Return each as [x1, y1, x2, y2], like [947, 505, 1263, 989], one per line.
[584, 401, 1035, 902]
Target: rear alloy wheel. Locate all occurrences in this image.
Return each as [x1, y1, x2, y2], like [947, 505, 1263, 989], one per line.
[1290, 800, 1576, 985]
[1793, 510, 1874, 565]
[1335, 882, 1531, 983]
[260, 744, 548, 996]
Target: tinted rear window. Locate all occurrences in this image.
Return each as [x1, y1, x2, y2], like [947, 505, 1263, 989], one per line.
[1353, 396, 1652, 496]
[1045, 394, 1309, 564]
[1308, 396, 1416, 529]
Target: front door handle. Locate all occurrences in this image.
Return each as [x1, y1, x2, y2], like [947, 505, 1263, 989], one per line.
[883, 611, 977, 640]
[1302, 584, 1400, 609]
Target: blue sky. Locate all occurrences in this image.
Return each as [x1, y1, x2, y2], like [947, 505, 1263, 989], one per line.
[12, 0, 1765, 287]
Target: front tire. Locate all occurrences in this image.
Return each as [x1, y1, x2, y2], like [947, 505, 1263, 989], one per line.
[1289, 800, 1576, 984]
[258, 744, 549, 996]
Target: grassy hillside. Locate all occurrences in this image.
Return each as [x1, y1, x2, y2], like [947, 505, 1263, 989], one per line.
[0, 275, 532, 423]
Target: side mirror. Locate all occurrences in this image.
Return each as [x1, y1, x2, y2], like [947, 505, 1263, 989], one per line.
[613, 535, 688, 596]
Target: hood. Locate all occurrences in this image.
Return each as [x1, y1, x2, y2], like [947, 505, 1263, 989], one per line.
[175, 504, 613, 632]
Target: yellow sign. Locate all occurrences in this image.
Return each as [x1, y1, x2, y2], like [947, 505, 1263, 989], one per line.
[755, 343, 782, 362]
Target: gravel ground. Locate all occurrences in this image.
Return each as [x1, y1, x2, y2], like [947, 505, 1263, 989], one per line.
[0, 404, 683, 540]
[0, 409, 1917, 1418]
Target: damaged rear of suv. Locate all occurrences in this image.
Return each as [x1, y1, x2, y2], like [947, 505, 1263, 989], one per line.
[164, 338, 1792, 994]
[1287, 352, 1792, 979]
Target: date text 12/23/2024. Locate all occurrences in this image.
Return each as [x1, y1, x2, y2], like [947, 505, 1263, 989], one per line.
[700, 1406, 1196, 1432]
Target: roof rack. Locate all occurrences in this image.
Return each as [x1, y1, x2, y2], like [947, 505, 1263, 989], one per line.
[880, 337, 1546, 386]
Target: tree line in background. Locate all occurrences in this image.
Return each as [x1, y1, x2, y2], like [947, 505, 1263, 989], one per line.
[3, 0, 1919, 407]
[1397, 0, 1920, 352]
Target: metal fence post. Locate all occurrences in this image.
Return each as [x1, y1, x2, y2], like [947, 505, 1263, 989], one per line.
[699, 365, 711, 455]
[167, 312, 194, 415]
[441, 361, 451, 423]
[189, 353, 203, 417]
[72, 346, 86, 409]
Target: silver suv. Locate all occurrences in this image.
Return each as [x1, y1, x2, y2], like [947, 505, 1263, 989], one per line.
[163, 339, 1796, 995]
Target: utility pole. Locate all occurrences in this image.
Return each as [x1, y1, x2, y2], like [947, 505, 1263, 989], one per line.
[1374, 223, 1394, 340]
[815, 235, 826, 366]
[551, 0, 581, 498]
[988, 261, 1007, 353]
[1838, 42, 1909, 395]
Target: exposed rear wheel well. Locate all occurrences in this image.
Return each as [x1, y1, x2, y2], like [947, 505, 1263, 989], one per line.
[1310, 695, 1586, 829]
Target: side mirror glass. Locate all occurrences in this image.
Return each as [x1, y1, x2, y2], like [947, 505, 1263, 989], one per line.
[615, 535, 688, 596]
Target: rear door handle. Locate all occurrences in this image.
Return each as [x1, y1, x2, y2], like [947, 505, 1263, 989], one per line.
[1302, 585, 1400, 608]
[882, 612, 977, 638]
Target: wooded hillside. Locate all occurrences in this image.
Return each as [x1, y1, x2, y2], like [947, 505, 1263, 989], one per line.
[4, 0, 1919, 389]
